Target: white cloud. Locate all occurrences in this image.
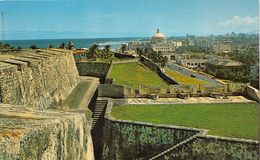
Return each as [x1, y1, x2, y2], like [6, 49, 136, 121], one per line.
[218, 16, 258, 27]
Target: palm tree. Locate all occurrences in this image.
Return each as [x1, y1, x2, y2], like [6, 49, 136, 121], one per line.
[160, 56, 169, 68]
[104, 45, 110, 53]
[59, 43, 66, 49]
[121, 44, 127, 53]
[89, 44, 99, 58]
[136, 47, 142, 57]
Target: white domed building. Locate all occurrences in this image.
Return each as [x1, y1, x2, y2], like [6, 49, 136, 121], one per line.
[150, 29, 175, 53]
[151, 29, 166, 43]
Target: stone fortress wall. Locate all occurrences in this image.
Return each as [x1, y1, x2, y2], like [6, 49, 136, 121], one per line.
[103, 101, 259, 160]
[0, 49, 96, 159]
[0, 49, 79, 109]
[102, 101, 204, 160]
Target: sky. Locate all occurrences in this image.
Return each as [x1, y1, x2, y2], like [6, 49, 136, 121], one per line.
[0, 0, 259, 40]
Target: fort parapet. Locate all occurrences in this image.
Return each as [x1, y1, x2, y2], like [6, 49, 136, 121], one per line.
[0, 49, 79, 109]
[0, 49, 98, 159]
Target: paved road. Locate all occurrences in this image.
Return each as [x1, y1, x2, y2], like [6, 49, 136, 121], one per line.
[168, 63, 223, 86]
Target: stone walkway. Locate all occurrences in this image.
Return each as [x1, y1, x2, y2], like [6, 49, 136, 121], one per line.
[125, 96, 254, 105]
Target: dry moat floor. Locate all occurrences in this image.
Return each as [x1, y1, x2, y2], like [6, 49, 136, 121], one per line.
[111, 102, 258, 140]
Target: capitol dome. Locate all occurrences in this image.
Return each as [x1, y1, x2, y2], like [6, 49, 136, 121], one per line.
[151, 29, 166, 43]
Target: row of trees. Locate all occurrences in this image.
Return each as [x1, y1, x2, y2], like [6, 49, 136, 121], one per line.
[136, 47, 168, 68]
[87, 44, 113, 59]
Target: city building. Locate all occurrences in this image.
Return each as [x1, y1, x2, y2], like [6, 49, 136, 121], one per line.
[127, 29, 176, 54]
[206, 58, 244, 73]
[250, 64, 259, 80]
[175, 53, 206, 69]
[172, 40, 183, 48]
[150, 29, 175, 54]
[212, 41, 233, 53]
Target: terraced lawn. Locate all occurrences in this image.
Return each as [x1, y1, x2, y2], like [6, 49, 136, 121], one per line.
[165, 68, 208, 85]
[112, 103, 258, 140]
[108, 62, 168, 89]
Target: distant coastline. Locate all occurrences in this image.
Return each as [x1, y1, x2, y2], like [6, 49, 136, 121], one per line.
[1, 37, 148, 49]
[0, 36, 188, 49]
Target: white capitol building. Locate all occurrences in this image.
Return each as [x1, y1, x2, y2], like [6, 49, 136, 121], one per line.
[150, 29, 174, 53]
[127, 29, 182, 54]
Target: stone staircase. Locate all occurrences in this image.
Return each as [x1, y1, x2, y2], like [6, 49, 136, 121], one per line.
[90, 99, 108, 160]
[91, 100, 107, 129]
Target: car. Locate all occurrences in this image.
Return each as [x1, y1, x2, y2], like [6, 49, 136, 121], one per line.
[190, 74, 196, 78]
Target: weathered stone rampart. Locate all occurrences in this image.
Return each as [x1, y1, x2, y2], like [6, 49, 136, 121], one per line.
[0, 49, 79, 109]
[150, 135, 259, 160]
[76, 62, 111, 82]
[0, 49, 97, 159]
[0, 104, 92, 160]
[102, 101, 202, 160]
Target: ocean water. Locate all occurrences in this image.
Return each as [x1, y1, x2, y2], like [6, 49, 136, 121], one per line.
[2, 37, 148, 50]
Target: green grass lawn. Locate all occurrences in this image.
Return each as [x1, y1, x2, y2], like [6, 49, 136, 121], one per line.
[108, 62, 168, 89]
[165, 68, 208, 85]
[63, 81, 91, 109]
[111, 103, 259, 139]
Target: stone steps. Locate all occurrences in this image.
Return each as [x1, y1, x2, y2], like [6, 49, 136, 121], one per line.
[91, 100, 107, 129]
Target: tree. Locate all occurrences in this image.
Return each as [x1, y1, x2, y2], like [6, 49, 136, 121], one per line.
[3, 43, 11, 49]
[136, 47, 143, 57]
[30, 44, 38, 49]
[121, 44, 127, 53]
[160, 56, 169, 68]
[88, 44, 99, 58]
[104, 45, 110, 53]
[59, 43, 66, 49]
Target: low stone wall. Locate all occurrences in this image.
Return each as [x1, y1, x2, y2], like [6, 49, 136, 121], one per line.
[150, 135, 259, 160]
[0, 49, 79, 109]
[244, 86, 260, 102]
[76, 62, 111, 81]
[140, 57, 178, 85]
[0, 104, 93, 160]
[114, 53, 136, 59]
[98, 84, 135, 98]
[102, 101, 202, 160]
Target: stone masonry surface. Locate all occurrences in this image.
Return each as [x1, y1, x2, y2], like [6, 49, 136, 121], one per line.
[0, 49, 97, 160]
[0, 104, 92, 160]
[0, 49, 80, 109]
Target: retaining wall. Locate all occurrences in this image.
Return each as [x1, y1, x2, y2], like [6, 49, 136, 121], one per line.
[140, 57, 178, 85]
[76, 62, 111, 81]
[151, 135, 259, 160]
[102, 101, 202, 160]
[98, 84, 135, 98]
[244, 86, 260, 102]
[0, 49, 79, 109]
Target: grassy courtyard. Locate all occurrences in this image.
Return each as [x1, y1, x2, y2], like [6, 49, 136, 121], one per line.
[111, 103, 258, 139]
[165, 68, 208, 85]
[108, 62, 168, 89]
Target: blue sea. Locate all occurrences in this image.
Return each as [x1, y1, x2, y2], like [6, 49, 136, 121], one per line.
[2, 37, 149, 50]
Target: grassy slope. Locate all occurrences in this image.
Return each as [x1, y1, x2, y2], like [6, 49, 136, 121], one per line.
[108, 62, 168, 89]
[112, 103, 258, 139]
[165, 68, 208, 85]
